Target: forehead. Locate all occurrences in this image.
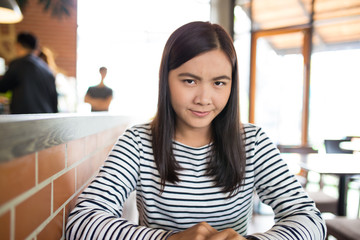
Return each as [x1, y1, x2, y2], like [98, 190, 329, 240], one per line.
[174, 49, 232, 74]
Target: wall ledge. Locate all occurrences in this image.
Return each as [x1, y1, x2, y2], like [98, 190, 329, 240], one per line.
[0, 113, 133, 163]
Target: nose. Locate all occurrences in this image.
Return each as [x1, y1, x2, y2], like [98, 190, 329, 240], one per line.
[194, 84, 212, 105]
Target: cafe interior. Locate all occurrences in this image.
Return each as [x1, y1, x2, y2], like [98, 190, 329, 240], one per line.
[1, 0, 360, 239]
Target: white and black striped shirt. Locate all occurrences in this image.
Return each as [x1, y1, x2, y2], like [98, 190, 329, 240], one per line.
[66, 123, 326, 239]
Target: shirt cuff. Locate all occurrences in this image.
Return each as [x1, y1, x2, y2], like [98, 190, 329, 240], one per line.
[245, 235, 260, 240]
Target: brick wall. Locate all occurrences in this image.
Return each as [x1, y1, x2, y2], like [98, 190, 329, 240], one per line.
[13, 0, 77, 77]
[0, 125, 125, 240]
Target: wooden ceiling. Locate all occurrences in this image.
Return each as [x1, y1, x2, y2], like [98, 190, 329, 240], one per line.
[239, 0, 360, 53]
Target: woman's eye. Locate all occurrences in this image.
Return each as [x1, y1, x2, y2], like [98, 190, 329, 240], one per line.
[214, 81, 225, 86]
[183, 79, 195, 85]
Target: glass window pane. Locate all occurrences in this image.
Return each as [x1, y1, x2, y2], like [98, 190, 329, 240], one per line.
[309, 50, 360, 146]
[237, 0, 360, 147]
[309, 11, 360, 146]
[255, 32, 304, 145]
[234, 5, 251, 123]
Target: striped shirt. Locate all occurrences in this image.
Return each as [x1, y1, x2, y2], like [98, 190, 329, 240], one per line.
[66, 123, 326, 239]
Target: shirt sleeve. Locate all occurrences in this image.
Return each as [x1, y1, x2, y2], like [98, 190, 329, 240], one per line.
[65, 128, 173, 240]
[85, 87, 93, 96]
[0, 62, 19, 92]
[249, 127, 326, 240]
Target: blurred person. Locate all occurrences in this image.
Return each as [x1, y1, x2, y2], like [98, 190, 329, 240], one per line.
[39, 47, 77, 112]
[0, 32, 58, 114]
[84, 66, 113, 111]
[66, 22, 326, 240]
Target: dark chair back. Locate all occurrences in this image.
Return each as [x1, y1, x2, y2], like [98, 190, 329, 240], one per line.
[324, 139, 353, 154]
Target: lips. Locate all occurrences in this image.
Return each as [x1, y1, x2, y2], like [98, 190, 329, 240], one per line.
[191, 110, 211, 117]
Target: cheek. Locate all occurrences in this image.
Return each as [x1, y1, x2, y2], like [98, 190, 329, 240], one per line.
[170, 87, 192, 107]
[217, 89, 232, 108]
[170, 86, 184, 110]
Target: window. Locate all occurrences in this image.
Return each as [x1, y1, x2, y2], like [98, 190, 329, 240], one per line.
[77, 0, 210, 119]
[235, 0, 360, 147]
[234, 5, 251, 123]
[254, 33, 304, 145]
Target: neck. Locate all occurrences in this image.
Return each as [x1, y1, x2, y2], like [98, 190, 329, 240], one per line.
[99, 79, 105, 86]
[17, 48, 33, 58]
[175, 126, 212, 147]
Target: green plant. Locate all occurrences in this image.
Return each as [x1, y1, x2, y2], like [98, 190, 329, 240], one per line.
[16, 0, 74, 18]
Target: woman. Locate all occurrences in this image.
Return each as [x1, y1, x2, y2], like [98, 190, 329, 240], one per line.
[66, 21, 326, 240]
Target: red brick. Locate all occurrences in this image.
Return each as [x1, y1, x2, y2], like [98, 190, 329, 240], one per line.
[38, 144, 66, 183]
[85, 134, 97, 156]
[37, 210, 63, 240]
[67, 138, 85, 167]
[0, 154, 36, 205]
[15, 184, 51, 240]
[53, 169, 75, 211]
[0, 211, 10, 240]
[76, 156, 94, 190]
[94, 148, 109, 171]
[65, 189, 83, 221]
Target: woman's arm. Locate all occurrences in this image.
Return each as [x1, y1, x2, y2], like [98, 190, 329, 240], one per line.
[250, 127, 326, 240]
[168, 222, 248, 240]
[65, 128, 173, 240]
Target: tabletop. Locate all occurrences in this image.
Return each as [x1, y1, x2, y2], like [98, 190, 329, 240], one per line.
[282, 153, 360, 176]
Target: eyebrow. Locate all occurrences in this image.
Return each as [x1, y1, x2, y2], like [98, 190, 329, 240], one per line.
[213, 75, 231, 81]
[178, 72, 231, 81]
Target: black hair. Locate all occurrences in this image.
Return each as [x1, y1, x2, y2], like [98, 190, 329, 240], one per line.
[99, 67, 107, 72]
[151, 21, 246, 197]
[17, 32, 38, 50]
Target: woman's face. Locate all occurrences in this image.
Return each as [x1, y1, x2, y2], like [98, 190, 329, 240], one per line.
[168, 49, 232, 136]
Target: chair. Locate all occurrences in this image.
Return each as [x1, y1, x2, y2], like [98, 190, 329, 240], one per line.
[339, 137, 360, 184]
[307, 191, 338, 214]
[326, 193, 360, 240]
[322, 138, 360, 213]
[308, 138, 354, 215]
[318, 138, 352, 189]
[326, 217, 360, 240]
[324, 138, 353, 154]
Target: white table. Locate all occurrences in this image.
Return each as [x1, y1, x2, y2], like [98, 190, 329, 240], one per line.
[283, 153, 360, 216]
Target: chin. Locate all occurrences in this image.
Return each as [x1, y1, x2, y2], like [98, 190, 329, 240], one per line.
[189, 121, 213, 130]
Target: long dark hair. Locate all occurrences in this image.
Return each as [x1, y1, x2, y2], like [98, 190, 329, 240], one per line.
[151, 21, 246, 197]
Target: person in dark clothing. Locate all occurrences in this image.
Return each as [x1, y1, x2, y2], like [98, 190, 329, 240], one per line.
[0, 32, 58, 114]
[84, 66, 113, 111]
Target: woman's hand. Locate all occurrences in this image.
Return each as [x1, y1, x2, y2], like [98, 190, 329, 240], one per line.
[168, 222, 247, 240]
[207, 228, 247, 240]
[168, 222, 217, 240]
